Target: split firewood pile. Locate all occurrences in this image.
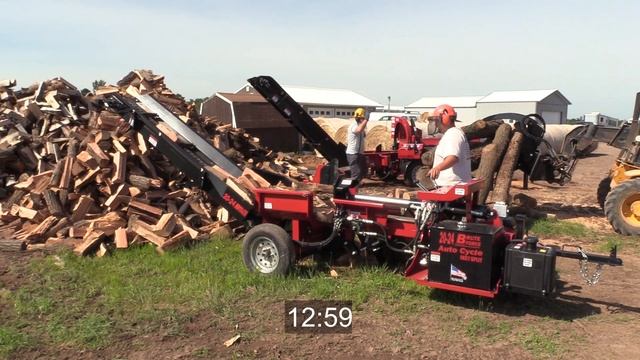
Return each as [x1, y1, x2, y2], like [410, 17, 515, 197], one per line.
[0, 70, 315, 256]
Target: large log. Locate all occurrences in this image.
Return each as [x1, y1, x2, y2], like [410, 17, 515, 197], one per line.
[462, 119, 504, 140]
[475, 123, 512, 204]
[492, 131, 525, 204]
[0, 239, 26, 252]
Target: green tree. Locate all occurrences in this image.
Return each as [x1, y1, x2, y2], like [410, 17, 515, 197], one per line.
[92, 79, 106, 91]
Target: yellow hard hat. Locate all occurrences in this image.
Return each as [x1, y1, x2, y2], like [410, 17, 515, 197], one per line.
[354, 108, 365, 118]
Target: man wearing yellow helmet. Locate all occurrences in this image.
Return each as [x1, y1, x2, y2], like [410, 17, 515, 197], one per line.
[346, 107, 368, 182]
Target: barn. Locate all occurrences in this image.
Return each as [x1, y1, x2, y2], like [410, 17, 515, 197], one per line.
[200, 92, 301, 152]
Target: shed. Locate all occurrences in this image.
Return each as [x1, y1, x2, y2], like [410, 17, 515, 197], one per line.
[476, 90, 571, 124]
[200, 92, 301, 152]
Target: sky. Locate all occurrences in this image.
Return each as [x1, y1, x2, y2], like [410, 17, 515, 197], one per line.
[1, 0, 639, 119]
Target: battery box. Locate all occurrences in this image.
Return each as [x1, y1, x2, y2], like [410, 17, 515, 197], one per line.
[427, 220, 504, 291]
[504, 242, 557, 296]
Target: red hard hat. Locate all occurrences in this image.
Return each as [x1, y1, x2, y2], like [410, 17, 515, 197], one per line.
[431, 104, 458, 126]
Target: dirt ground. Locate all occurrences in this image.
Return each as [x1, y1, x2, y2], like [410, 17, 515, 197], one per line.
[2, 144, 639, 359]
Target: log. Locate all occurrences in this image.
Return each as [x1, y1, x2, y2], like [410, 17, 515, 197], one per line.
[462, 119, 504, 140]
[86, 142, 110, 167]
[70, 196, 94, 222]
[131, 219, 166, 246]
[74, 230, 105, 256]
[42, 189, 64, 216]
[152, 213, 176, 237]
[129, 199, 163, 218]
[0, 238, 26, 252]
[114, 227, 128, 249]
[492, 132, 524, 204]
[111, 151, 127, 184]
[157, 230, 190, 253]
[475, 123, 512, 204]
[474, 145, 495, 204]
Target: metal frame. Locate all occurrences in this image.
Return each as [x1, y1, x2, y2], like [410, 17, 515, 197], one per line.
[248, 76, 348, 166]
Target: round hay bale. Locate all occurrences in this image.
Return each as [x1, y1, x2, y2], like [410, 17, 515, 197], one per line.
[365, 125, 393, 150]
[314, 117, 351, 141]
[334, 125, 349, 145]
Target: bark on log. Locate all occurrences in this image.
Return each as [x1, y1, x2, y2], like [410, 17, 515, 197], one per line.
[462, 119, 504, 140]
[475, 123, 513, 204]
[492, 131, 524, 204]
[0, 238, 26, 252]
[43, 189, 64, 216]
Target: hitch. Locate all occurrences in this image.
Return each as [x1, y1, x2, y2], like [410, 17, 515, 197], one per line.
[556, 244, 623, 285]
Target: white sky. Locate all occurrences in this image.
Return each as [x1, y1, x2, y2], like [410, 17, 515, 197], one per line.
[1, 0, 639, 119]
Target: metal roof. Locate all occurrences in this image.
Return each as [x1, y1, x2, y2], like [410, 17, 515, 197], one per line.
[237, 84, 381, 107]
[406, 96, 484, 109]
[478, 89, 571, 104]
[216, 92, 267, 103]
[284, 85, 382, 107]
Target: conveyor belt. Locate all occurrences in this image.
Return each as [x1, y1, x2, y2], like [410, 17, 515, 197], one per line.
[248, 75, 348, 166]
[103, 94, 255, 222]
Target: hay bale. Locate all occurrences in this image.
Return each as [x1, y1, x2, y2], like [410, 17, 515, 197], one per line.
[366, 125, 394, 150]
[334, 125, 349, 145]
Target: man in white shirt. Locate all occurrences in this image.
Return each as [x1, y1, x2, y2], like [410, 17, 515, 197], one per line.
[427, 105, 472, 186]
[346, 107, 368, 182]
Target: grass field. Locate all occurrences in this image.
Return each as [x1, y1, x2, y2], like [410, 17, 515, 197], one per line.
[0, 219, 636, 359]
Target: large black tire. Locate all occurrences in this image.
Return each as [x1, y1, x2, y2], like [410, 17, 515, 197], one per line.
[242, 223, 295, 275]
[604, 178, 640, 236]
[597, 176, 611, 210]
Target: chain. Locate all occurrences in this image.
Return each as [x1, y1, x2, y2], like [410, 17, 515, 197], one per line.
[578, 247, 604, 285]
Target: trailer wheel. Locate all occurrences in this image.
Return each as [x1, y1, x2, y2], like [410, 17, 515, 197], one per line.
[597, 176, 611, 210]
[243, 223, 295, 275]
[604, 178, 640, 236]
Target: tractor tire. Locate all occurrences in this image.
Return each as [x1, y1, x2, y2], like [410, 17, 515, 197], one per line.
[604, 178, 640, 236]
[243, 223, 295, 275]
[597, 176, 611, 210]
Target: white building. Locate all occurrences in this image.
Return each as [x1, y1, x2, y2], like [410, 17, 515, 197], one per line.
[406, 89, 571, 125]
[237, 84, 381, 119]
[583, 112, 625, 127]
[404, 96, 483, 125]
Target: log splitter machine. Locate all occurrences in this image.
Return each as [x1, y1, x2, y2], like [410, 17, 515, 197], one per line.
[102, 85, 622, 300]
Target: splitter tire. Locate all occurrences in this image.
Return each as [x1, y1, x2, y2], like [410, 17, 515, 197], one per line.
[243, 223, 295, 275]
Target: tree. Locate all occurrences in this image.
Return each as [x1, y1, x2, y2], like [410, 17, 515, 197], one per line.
[92, 79, 107, 91]
[188, 97, 207, 113]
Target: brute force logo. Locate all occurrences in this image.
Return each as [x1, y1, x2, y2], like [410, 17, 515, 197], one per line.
[438, 231, 481, 249]
[437, 231, 484, 263]
[223, 193, 249, 218]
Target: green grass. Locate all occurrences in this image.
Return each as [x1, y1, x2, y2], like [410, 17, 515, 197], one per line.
[464, 314, 513, 343]
[521, 329, 561, 357]
[0, 327, 32, 358]
[530, 218, 590, 238]
[0, 238, 431, 357]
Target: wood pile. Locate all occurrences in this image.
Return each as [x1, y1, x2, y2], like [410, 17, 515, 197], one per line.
[0, 70, 315, 256]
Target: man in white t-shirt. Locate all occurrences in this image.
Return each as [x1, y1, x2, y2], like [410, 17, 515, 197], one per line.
[346, 107, 368, 182]
[427, 105, 472, 186]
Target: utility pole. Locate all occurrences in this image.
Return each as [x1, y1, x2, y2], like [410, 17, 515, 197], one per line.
[387, 96, 391, 111]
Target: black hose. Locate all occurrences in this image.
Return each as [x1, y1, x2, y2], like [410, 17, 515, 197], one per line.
[295, 217, 343, 248]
